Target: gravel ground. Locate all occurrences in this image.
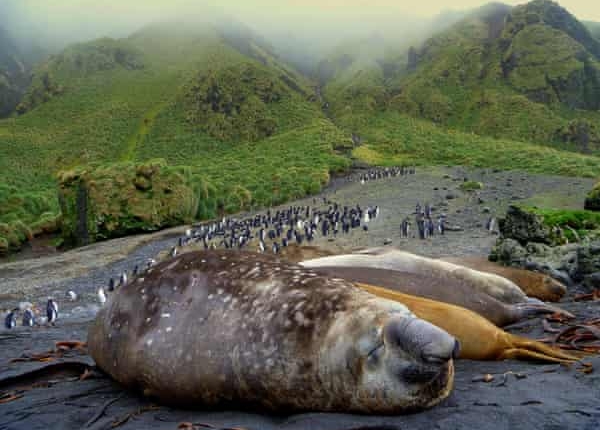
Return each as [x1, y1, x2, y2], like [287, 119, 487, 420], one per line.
[0, 166, 598, 429]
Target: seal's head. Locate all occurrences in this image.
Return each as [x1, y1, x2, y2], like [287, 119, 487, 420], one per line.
[88, 250, 457, 414]
[320, 292, 458, 413]
[541, 275, 567, 302]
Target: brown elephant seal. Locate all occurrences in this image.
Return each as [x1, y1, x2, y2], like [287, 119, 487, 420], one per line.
[311, 267, 569, 327]
[88, 250, 458, 413]
[355, 283, 580, 364]
[442, 257, 567, 302]
[301, 249, 529, 305]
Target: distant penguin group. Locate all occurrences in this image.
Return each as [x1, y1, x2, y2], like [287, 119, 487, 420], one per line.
[3, 299, 58, 329]
[401, 202, 446, 240]
[357, 166, 415, 185]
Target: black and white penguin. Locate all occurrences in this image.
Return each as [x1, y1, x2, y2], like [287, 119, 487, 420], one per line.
[22, 309, 35, 327]
[170, 246, 178, 258]
[108, 277, 116, 292]
[4, 309, 17, 329]
[47, 299, 58, 325]
[120, 272, 128, 287]
[98, 287, 107, 305]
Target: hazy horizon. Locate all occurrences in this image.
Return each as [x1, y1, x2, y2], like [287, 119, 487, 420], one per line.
[1, 0, 599, 60]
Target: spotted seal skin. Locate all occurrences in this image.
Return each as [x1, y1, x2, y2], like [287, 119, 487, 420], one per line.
[88, 250, 458, 413]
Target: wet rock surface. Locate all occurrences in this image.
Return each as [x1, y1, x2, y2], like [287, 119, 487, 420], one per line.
[1, 166, 599, 429]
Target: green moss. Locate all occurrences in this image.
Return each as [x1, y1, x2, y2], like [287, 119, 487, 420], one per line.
[460, 181, 484, 191]
[525, 206, 600, 241]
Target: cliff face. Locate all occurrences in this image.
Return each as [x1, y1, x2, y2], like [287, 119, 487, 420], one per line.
[0, 25, 30, 117]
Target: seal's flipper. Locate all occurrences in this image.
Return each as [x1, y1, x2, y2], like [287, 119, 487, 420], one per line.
[513, 302, 575, 321]
[505, 336, 582, 363]
[498, 348, 576, 364]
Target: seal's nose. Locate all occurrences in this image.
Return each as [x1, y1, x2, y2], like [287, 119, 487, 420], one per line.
[383, 317, 457, 364]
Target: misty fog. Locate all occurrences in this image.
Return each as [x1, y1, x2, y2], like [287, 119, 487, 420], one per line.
[1, 0, 599, 70]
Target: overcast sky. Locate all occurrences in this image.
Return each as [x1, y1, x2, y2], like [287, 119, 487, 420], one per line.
[6, 0, 600, 23]
[2, 0, 599, 53]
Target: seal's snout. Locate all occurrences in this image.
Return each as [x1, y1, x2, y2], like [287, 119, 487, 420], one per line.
[384, 317, 457, 364]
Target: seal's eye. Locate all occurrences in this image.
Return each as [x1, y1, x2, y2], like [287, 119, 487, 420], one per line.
[366, 342, 384, 367]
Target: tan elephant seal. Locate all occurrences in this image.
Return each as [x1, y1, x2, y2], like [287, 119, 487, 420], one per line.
[88, 250, 458, 414]
[442, 257, 567, 302]
[355, 283, 581, 364]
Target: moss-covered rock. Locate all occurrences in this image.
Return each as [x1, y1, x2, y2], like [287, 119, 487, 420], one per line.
[58, 160, 209, 246]
[498, 205, 553, 245]
[585, 182, 600, 211]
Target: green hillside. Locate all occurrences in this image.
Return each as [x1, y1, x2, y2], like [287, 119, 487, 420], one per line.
[351, 111, 600, 178]
[0, 21, 350, 254]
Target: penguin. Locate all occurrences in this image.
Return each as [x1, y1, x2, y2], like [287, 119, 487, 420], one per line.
[47, 299, 58, 325]
[4, 309, 17, 329]
[108, 277, 116, 292]
[120, 272, 128, 287]
[170, 246, 178, 258]
[282, 238, 288, 247]
[98, 287, 107, 305]
[259, 228, 266, 242]
[22, 309, 35, 327]
[272, 242, 280, 254]
[363, 224, 369, 232]
[132, 265, 139, 276]
[259, 241, 266, 253]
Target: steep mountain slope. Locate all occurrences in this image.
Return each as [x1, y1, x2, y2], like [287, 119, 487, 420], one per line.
[0, 25, 29, 117]
[320, 1, 600, 152]
[0, 20, 350, 253]
[390, 0, 600, 150]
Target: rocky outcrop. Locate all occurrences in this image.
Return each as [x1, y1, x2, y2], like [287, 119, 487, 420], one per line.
[498, 205, 552, 245]
[584, 182, 600, 211]
[491, 205, 600, 289]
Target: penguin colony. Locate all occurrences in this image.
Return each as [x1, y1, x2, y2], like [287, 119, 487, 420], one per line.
[1, 165, 491, 329]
